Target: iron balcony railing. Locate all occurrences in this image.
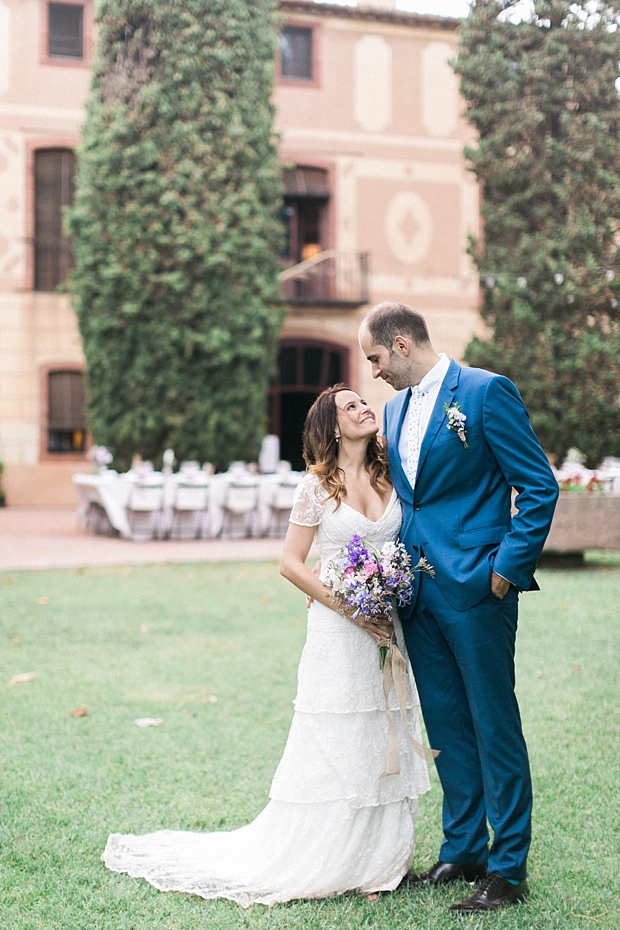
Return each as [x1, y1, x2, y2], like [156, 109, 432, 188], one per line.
[279, 250, 369, 306]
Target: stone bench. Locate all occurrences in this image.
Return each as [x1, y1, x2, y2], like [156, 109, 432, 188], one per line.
[540, 493, 620, 566]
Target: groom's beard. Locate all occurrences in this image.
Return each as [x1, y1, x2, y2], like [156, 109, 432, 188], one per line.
[382, 360, 413, 392]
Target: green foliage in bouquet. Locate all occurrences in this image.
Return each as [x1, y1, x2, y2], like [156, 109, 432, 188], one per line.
[68, 0, 284, 471]
[456, 1, 620, 466]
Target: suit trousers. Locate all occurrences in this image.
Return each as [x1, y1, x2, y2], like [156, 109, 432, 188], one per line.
[402, 570, 532, 881]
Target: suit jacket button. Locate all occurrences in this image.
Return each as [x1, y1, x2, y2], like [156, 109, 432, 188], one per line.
[414, 504, 421, 511]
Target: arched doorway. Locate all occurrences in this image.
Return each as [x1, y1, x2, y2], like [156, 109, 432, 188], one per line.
[269, 340, 350, 471]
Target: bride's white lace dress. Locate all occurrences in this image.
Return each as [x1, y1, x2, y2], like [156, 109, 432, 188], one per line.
[103, 474, 430, 907]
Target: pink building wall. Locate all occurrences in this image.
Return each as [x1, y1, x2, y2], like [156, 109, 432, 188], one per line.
[0, 0, 483, 504]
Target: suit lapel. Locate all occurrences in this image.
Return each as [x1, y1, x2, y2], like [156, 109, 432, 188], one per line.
[416, 360, 461, 481]
[387, 389, 414, 502]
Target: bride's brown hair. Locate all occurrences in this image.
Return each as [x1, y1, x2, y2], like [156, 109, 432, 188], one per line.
[302, 384, 392, 507]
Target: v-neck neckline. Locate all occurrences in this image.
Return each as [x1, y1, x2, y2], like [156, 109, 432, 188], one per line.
[339, 487, 396, 524]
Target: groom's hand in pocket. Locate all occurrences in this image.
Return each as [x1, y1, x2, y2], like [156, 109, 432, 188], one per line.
[491, 571, 510, 599]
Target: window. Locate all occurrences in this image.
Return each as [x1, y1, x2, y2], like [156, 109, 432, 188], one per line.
[47, 371, 86, 453]
[280, 26, 313, 81]
[48, 3, 84, 59]
[34, 149, 75, 291]
[281, 166, 329, 264]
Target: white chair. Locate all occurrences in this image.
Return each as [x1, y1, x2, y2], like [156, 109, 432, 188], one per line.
[127, 476, 165, 540]
[221, 481, 259, 538]
[169, 477, 209, 539]
[179, 460, 201, 476]
[268, 480, 299, 537]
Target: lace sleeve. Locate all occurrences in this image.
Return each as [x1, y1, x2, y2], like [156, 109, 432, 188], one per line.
[289, 474, 326, 527]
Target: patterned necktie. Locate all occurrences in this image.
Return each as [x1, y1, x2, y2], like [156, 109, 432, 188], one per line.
[406, 385, 425, 488]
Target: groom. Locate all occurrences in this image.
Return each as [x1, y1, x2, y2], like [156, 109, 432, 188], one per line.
[359, 302, 558, 914]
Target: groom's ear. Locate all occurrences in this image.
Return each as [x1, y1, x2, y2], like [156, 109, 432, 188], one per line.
[393, 336, 410, 356]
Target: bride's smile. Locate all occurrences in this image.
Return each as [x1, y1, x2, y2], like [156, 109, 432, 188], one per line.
[334, 390, 379, 444]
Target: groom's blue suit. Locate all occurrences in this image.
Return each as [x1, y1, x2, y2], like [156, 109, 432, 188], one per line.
[385, 360, 558, 881]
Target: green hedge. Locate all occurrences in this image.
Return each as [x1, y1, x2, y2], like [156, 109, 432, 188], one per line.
[68, 0, 284, 471]
[456, 1, 620, 466]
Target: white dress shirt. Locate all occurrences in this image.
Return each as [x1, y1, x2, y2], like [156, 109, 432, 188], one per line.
[398, 353, 451, 484]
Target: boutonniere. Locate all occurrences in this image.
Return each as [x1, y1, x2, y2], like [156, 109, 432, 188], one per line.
[443, 402, 469, 448]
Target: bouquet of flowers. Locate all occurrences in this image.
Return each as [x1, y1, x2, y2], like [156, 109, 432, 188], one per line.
[325, 534, 434, 667]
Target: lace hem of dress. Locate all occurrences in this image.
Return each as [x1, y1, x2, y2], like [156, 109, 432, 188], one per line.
[102, 796, 419, 908]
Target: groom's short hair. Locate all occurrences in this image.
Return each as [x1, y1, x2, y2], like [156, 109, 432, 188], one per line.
[364, 302, 431, 350]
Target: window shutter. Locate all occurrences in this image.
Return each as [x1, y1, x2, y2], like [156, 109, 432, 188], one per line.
[34, 149, 76, 291]
[280, 27, 313, 80]
[48, 3, 84, 59]
[47, 371, 86, 453]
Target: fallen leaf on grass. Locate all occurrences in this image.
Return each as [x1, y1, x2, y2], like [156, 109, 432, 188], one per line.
[36, 597, 49, 605]
[70, 708, 89, 717]
[572, 666, 581, 674]
[8, 672, 35, 686]
[535, 671, 543, 678]
[261, 595, 269, 603]
[10, 635, 21, 646]
[135, 717, 163, 727]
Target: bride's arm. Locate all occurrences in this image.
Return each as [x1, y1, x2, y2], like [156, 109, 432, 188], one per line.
[280, 524, 391, 642]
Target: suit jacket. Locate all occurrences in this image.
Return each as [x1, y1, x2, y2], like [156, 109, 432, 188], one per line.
[385, 360, 559, 614]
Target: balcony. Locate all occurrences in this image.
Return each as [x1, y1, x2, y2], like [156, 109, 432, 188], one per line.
[279, 250, 369, 307]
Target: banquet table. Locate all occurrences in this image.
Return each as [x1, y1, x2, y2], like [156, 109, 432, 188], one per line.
[73, 470, 304, 540]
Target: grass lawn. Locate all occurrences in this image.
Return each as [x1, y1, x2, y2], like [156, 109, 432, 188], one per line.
[1, 555, 618, 930]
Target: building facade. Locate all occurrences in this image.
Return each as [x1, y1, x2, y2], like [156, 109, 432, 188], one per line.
[0, 0, 482, 503]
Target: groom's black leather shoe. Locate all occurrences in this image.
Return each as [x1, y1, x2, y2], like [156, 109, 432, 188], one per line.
[449, 872, 529, 913]
[404, 860, 488, 887]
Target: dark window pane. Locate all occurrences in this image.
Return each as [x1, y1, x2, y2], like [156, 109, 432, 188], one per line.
[303, 347, 323, 386]
[278, 346, 298, 385]
[48, 3, 83, 58]
[34, 149, 75, 291]
[279, 392, 317, 471]
[298, 200, 322, 258]
[48, 429, 86, 453]
[48, 371, 86, 453]
[280, 203, 295, 261]
[280, 27, 312, 80]
[327, 351, 342, 386]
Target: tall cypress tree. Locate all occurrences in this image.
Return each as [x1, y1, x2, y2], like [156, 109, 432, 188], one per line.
[68, 0, 283, 471]
[455, 0, 620, 465]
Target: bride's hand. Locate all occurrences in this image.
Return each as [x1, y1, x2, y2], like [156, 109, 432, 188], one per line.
[341, 610, 393, 644]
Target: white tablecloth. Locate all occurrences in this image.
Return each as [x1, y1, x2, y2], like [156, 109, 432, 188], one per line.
[73, 471, 304, 540]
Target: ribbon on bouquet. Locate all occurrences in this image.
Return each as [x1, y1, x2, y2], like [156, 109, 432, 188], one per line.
[380, 636, 439, 779]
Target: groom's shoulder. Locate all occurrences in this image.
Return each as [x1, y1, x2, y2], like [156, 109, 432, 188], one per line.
[458, 364, 513, 392]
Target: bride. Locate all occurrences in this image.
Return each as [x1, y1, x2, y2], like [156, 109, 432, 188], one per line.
[103, 385, 430, 907]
